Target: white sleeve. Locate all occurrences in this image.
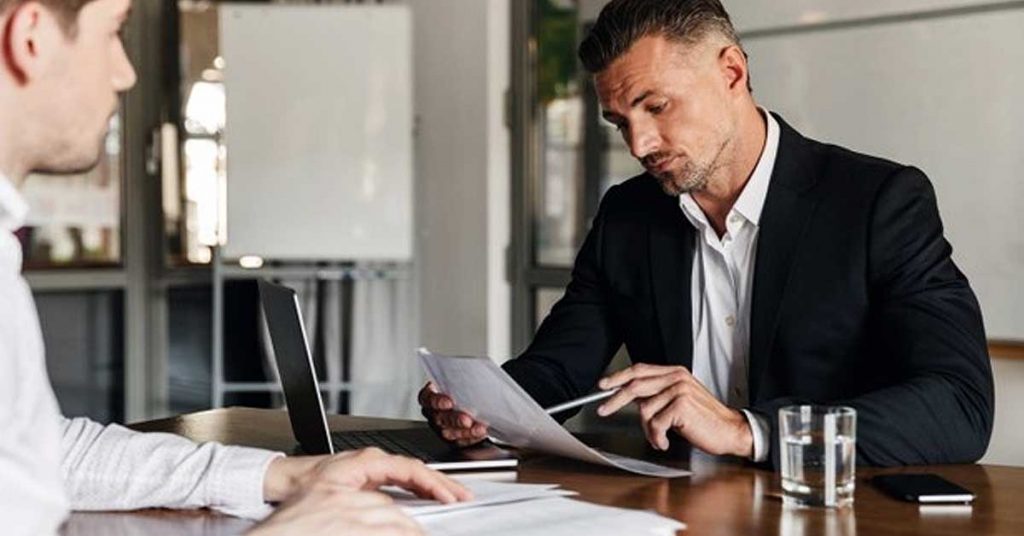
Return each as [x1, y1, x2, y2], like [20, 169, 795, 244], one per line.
[0, 273, 68, 536]
[740, 409, 770, 463]
[59, 416, 284, 520]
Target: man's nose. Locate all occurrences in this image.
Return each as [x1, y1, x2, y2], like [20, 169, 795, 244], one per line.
[627, 123, 658, 161]
[113, 43, 138, 92]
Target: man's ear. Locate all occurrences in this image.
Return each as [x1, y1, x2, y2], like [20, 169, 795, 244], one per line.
[717, 44, 749, 95]
[2, 2, 62, 86]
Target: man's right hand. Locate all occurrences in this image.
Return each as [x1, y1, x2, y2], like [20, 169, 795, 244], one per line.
[263, 448, 472, 504]
[417, 382, 489, 447]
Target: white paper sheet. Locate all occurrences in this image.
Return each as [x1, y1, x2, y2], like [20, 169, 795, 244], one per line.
[416, 497, 685, 536]
[418, 349, 691, 478]
[386, 479, 575, 516]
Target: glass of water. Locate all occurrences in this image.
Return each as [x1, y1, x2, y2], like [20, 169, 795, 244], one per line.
[779, 405, 856, 508]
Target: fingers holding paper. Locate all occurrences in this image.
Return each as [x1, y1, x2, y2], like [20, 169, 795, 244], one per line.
[418, 382, 489, 447]
[596, 363, 753, 458]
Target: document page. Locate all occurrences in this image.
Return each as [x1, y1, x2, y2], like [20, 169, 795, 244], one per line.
[386, 479, 574, 516]
[418, 349, 690, 478]
[416, 496, 685, 536]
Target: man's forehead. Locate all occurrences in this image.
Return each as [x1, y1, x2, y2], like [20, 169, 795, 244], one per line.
[595, 36, 713, 107]
[595, 57, 667, 108]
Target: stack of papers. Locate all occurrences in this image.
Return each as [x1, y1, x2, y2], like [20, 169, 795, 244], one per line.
[418, 497, 685, 536]
[389, 478, 685, 536]
[418, 349, 691, 478]
[386, 479, 576, 516]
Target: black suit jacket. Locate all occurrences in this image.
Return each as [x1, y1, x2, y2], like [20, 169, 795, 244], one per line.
[503, 114, 994, 468]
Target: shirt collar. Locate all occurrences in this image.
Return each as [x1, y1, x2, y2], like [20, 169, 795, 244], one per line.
[678, 107, 781, 228]
[0, 173, 29, 232]
[732, 108, 780, 227]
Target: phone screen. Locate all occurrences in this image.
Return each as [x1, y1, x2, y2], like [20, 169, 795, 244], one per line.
[871, 474, 975, 503]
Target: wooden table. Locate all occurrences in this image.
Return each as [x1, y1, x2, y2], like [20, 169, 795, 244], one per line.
[63, 407, 1024, 535]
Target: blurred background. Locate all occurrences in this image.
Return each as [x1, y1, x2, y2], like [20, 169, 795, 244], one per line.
[21, 0, 1022, 466]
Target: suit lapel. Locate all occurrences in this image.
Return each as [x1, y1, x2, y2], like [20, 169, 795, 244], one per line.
[648, 186, 695, 369]
[748, 115, 822, 401]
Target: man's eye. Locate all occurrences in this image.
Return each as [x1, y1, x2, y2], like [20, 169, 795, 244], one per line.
[649, 103, 666, 114]
[604, 119, 625, 132]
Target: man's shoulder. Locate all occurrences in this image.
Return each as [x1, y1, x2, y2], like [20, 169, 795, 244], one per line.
[811, 140, 936, 210]
[780, 117, 924, 195]
[815, 139, 906, 182]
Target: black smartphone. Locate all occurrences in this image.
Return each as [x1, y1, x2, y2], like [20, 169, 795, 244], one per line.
[871, 474, 975, 504]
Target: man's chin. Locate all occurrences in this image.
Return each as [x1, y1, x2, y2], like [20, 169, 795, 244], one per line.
[32, 154, 104, 177]
[655, 174, 706, 197]
[657, 178, 684, 197]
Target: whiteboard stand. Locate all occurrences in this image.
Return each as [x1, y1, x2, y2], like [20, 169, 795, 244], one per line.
[208, 245, 413, 410]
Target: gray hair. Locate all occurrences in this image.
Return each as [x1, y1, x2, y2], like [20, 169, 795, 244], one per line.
[578, 0, 745, 76]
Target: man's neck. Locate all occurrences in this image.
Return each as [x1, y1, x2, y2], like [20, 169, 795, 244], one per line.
[0, 98, 32, 186]
[691, 105, 768, 236]
[0, 166, 26, 187]
[0, 144, 28, 187]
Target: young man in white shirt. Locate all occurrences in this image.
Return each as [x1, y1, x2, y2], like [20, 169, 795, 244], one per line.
[0, 1, 469, 535]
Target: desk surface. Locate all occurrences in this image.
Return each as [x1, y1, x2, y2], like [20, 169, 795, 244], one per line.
[65, 407, 1024, 535]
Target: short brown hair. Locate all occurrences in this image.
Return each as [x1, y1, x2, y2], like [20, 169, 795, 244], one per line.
[578, 0, 743, 74]
[0, 0, 96, 34]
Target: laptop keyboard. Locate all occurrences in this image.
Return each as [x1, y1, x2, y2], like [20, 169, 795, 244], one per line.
[330, 430, 439, 461]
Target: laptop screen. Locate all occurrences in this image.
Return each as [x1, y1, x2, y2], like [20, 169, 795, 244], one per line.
[258, 279, 333, 454]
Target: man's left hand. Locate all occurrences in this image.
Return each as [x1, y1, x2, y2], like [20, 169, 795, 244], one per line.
[597, 363, 753, 457]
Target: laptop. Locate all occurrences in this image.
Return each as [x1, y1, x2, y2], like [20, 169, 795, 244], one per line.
[257, 279, 517, 471]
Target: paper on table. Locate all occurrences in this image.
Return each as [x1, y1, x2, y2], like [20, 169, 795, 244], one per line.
[416, 496, 685, 536]
[418, 349, 691, 478]
[385, 479, 575, 517]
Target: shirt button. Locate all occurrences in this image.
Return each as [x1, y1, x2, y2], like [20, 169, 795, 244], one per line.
[725, 315, 736, 327]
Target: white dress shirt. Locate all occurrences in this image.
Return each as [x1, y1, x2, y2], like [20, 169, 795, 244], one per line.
[0, 175, 281, 535]
[678, 109, 779, 462]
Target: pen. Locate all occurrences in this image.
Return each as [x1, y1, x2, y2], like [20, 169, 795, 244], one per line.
[544, 388, 621, 415]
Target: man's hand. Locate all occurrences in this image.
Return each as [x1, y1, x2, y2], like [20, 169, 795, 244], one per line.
[597, 363, 753, 457]
[249, 486, 421, 536]
[263, 447, 473, 504]
[417, 382, 489, 447]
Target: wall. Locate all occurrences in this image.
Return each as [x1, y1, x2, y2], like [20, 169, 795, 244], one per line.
[982, 357, 1024, 466]
[735, 3, 1024, 340]
[410, 0, 511, 360]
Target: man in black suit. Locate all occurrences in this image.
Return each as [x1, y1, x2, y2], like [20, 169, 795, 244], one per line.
[420, 0, 993, 467]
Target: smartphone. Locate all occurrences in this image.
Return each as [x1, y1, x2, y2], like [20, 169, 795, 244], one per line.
[871, 474, 975, 504]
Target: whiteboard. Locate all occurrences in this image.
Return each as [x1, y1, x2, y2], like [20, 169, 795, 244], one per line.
[220, 4, 413, 261]
[741, 7, 1024, 339]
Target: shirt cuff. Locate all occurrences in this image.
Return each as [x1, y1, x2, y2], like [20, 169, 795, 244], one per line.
[209, 445, 285, 520]
[740, 409, 770, 463]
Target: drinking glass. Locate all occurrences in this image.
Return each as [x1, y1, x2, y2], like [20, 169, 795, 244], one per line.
[779, 405, 856, 507]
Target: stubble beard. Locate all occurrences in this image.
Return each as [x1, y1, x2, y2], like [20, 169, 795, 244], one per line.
[656, 160, 712, 196]
[654, 137, 729, 197]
